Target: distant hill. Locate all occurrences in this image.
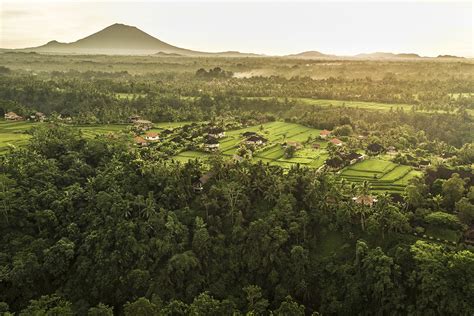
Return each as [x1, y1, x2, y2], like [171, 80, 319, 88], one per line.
[284, 51, 429, 60]
[285, 51, 335, 59]
[354, 52, 421, 59]
[17, 23, 259, 56]
[437, 54, 464, 59]
[154, 52, 183, 57]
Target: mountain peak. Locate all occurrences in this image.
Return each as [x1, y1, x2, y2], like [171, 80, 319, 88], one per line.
[22, 23, 259, 57]
[105, 23, 138, 30]
[40, 23, 186, 54]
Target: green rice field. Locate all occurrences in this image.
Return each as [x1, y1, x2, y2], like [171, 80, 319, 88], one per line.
[340, 159, 421, 193]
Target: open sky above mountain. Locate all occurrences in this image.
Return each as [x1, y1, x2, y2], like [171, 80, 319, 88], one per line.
[1, 0, 472, 57]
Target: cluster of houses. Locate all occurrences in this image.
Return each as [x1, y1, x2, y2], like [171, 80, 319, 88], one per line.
[203, 126, 226, 151]
[319, 129, 343, 146]
[134, 131, 160, 147]
[203, 127, 341, 154]
[4, 111, 46, 122]
[244, 133, 267, 146]
[203, 129, 269, 152]
[130, 116, 153, 132]
[203, 126, 267, 152]
[129, 115, 160, 147]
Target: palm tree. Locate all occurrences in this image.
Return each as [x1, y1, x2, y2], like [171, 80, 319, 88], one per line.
[141, 191, 157, 219]
[432, 194, 443, 211]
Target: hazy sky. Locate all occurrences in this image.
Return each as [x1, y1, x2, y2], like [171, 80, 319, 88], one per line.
[1, 0, 472, 57]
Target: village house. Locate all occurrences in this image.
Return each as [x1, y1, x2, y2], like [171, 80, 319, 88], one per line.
[133, 119, 153, 131]
[204, 138, 220, 151]
[245, 135, 267, 146]
[144, 132, 160, 141]
[320, 129, 332, 139]
[345, 152, 365, 165]
[58, 114, 73, 123]
[208, 126, 225, 138]
[329, 138, 343, 146]
[285, 141, 303, 150]
[352, 195, 378, 207]
[4, 111, 23, 121]
[418, 160, 431, 170]
[387, 146, 398, 155]
[134, 136, 148, 147]
[30, 112, 46, 122]
[128, 115, 141, 123]
[193, 172, 214, 192]
[312, 143, 321, 149]
[242, 131, 257, 138]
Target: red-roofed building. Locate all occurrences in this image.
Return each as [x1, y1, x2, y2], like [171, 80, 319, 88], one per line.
[330, 138, 343, 146]
[352, 195, 378, 207]
[134, 136, 148, 147]
[4, 111, 23, 121]
[320, 129, 332, 139]
[144, 132, 160, 141]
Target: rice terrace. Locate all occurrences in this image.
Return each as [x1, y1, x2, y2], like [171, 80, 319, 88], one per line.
[0, 119, 425, 193]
